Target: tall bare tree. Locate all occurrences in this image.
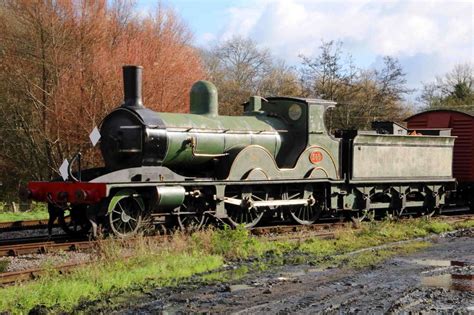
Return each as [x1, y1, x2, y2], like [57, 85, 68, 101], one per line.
[0, 0, 205, 199]
[299, 41, 412, 130]
[419, 63, 474, 111]
[203, 36, 300, 115]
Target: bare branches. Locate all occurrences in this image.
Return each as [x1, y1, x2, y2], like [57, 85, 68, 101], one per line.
[299, 40, 412, 130]
[0, 0, 204, 197]
[203, 36, 300, 115]
[419, 63, 474, 110]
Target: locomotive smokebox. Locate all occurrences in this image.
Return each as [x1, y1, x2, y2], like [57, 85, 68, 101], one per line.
[122, 65, 143, 108]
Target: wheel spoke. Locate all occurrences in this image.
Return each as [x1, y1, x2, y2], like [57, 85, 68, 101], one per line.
[108, 193, 144, 237]
[226, 186, 265, 228]
[176, 198, 206, 231]
[289, 193, 299, 199]
[117, 201, 126, 213]
[290, 190, 320, 225]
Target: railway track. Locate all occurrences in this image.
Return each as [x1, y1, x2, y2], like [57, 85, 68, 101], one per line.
[0, 217, 70, 232]
[0, 238, 93, 257]
[0, 220, 346, 285]
[0, 220, 341, 258]
[0, 261, 89, 285]
[1, 213, 473, 286]
[250, 220, 345, 240]
[1, 213, 473, 258]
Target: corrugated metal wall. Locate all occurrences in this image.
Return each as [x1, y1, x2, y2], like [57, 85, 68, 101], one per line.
[406, 110, 474, 183]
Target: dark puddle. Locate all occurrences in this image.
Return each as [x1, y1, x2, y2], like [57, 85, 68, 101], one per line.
[421, 273, 473, 292]
[415, 259, 474, 292]
[412, 259, 468, 267]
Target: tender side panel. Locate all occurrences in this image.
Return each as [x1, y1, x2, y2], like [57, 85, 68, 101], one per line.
[351, 134, 455, 181]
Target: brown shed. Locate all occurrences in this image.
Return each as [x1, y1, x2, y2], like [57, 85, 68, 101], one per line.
[405, 110, 474, 183]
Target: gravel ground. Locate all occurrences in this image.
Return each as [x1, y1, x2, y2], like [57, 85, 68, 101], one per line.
[109, 230, 474, 314]
[0, 251, 93, 272]
[1, 227, 64, 240]
[1, 227, 89, 273]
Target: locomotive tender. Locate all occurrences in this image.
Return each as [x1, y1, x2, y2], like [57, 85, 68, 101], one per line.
[27, 66, 456, 237]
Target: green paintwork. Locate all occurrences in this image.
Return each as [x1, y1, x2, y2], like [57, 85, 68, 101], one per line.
[107, 188, 145, 214]
[226, 145, 339, 180]
[158, 112, 285, 166]
[307, 102, 340, 177]
[156, 186, 185, 208]
[245, 96, 263, 112]
[190, 81, 219, 116]
[351, 134, 455, 180]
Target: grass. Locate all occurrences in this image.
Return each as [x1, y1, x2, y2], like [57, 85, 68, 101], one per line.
[0, 217, 472, 313]
[0, 260, 9, 273]
[296, 218, 454, 257]
[0, 202, 48, 222]
[339, 241, 430, 269]
[0, 237, 224, 313]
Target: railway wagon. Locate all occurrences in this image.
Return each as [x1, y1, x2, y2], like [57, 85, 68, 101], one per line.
[406, 109, 474, 208]
[26, 66, 456, 237]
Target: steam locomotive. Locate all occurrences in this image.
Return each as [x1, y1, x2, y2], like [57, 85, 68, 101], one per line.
[26, 65, 460, 237]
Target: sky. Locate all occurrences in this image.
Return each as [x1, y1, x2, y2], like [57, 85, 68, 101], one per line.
[138, 0, 474, 103]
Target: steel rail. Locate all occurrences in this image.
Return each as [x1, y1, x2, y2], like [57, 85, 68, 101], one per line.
[0, 217, 71, 232]
[0, 261, 89, 285]
[0, 240, 94, 257]
[0, 235, 91, 257]
[0, 213, 472, 286]
[250, 221, 347, 236]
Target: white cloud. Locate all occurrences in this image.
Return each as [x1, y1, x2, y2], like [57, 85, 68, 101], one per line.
[199, 32, 217, 45]
[211, 0, 473, 92]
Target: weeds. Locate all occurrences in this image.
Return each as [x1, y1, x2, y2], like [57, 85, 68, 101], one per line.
[342, 241, 430, 269]
[210, 225, 260, 259]
[0, 217, 472, 313]
[0, 260, 8, 273]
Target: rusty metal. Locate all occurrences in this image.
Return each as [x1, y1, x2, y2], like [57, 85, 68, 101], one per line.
[0, 237, 92, 257]
[0, 217, 70, 232]
[250, 221, 348, 236]
[0, 261, 89, 285]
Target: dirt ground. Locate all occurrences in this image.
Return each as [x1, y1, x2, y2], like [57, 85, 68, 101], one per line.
[85, 230, 474, 314]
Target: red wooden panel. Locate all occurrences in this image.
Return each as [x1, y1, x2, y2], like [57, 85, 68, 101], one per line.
[428, 114, 450, 128]
[406, 110, 474, 182]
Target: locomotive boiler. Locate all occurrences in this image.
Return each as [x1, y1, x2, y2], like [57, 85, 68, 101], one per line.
[26, 65, 458, 237]
[101, 66, 286, 173]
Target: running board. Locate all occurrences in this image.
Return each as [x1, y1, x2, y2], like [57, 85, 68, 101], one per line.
[440, 206, 471, 213]
[224, 197, 314, 208]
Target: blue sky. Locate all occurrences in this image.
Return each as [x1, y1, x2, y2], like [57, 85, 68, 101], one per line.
[138, 0, 473, 103]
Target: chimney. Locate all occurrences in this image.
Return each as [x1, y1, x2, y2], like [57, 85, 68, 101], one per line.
[122, 65, 143, 108]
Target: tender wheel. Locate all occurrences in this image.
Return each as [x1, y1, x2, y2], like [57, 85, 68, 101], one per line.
[225, 185, 267, 228]
[108, 189, 144, 237]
